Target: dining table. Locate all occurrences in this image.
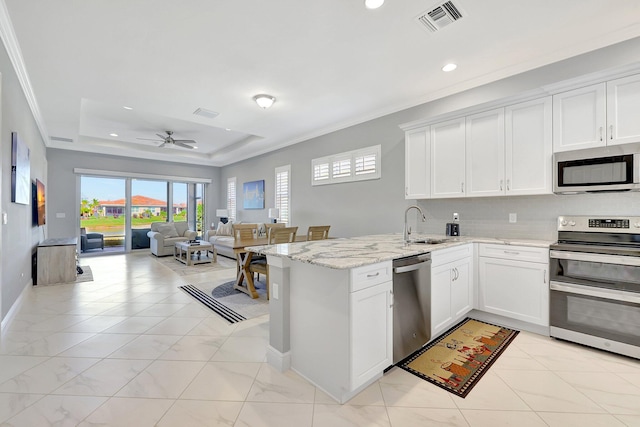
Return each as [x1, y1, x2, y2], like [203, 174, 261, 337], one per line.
[214, 235, 306, 299]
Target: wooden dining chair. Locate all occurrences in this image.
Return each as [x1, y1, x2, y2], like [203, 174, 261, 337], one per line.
[265, 223, 285, 239]
[232, 223, 257, 240]
[249, 226, 298, 299]
[307, 225, 330, 241]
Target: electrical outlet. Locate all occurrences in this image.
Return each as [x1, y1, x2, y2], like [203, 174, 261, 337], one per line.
[453, 212, 460, 222]
[509, 213, 517, 223]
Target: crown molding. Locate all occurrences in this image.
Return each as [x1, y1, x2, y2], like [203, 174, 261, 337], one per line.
[0, 0, 49, 147]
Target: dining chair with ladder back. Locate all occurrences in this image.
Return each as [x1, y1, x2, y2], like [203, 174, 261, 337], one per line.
[249, 226, 298, 299]
[307, 225, 330, 241]
[264, 222, 285, 238]
[232, 223, 257, 240]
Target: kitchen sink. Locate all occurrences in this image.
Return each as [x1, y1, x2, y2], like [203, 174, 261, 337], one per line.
[409, 238, 451, 245]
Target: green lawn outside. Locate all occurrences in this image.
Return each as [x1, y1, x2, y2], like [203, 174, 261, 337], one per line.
[81, 212, 187, 234]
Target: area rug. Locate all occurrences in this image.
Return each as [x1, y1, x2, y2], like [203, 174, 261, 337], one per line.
[179, 278, 269, 324]
[397, 318, 519, 398]
[151, 253, 236, 276]
[75, 265, 93, 283]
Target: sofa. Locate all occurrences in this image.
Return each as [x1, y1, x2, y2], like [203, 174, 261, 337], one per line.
[147, 221, 197, 257]
[204, 222, 267, 259]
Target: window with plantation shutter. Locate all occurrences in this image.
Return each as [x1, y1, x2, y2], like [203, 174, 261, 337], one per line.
[311, 144, 381, 185]
[227, 177, 236, 221]
[275, 165, 291, 225]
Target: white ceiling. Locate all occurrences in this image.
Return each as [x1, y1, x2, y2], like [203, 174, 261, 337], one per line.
[4, 0, 640, 166]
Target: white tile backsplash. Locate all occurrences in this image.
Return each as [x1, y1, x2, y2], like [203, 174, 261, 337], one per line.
[416, 192, 640, 241]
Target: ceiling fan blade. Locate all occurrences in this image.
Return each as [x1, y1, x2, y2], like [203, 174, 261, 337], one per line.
[158, 141, 168, 148]
[174, 141, 195, 149]
[173, 139, 196, 144]
[156, 133, 167, 140]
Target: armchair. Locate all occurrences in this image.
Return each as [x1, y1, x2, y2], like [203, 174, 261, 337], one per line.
[80, 227, 104, 252]
[147, 221, 197, 257]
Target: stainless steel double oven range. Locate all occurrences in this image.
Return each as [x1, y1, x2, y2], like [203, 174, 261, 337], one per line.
[549, 215, 640, 359]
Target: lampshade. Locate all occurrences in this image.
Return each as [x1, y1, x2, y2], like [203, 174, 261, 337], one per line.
[268, 208, 280, 219]
[253, 94, 276, 109]
[216, 209, 229, 217]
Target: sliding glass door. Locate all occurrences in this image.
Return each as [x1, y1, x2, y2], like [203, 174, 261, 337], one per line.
[80, 176, 126, 254]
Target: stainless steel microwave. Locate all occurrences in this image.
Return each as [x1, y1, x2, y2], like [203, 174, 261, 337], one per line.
[554, 143, 640, 194]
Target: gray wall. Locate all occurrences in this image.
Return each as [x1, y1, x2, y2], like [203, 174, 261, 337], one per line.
[46, 149, 222, 240]
[0, 45, 48, 322]
[221, 37, 640, 239]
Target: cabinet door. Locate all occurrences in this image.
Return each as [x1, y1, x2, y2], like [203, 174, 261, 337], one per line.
[478, 257, 549, 326]
[450, 259, 472, 319]
[350, 281, 392, 389]
[405, 128, 430, 199]
[465, 109, 505, 197]
[431, 118, 466, 198]
[505, 97, 553, 195]
[607, 74, 640, 146]
[431, 264, 453, 336]
[552, 83, 606, 152]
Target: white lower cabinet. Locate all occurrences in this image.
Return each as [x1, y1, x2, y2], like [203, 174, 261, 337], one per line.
[478, 244, 549, 326]
[431, 245, 473, 337]
[350, 280, 392, 390]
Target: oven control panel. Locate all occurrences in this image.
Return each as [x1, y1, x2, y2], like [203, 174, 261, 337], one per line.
[588, 219, 629, 228]
[558, 216, 640, 233]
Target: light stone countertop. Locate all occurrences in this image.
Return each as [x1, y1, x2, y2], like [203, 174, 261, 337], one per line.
[246, 233, 553, 270]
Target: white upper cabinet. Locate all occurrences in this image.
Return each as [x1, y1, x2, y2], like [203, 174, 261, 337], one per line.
[553, 73, 640, 152]
[431, 118, 466, 198]
[552, 83, 606, 152]
[465, 108, 505, 197]
[607, 74, 640, 145]
[505, 97, 553, 195]
[405, 127, 430, 199]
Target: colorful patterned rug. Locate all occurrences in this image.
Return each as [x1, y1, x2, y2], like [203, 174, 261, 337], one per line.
[397, 318, 519, 398]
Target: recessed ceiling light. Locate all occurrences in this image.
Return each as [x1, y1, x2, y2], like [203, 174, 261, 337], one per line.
[253, 94, 276, 109]
[122, 106, 133, 110]
[442, 63, 458, 72]
[365, 0, 384, 9]
[225, 128, 231, 131]
[109, 133, 118, 137]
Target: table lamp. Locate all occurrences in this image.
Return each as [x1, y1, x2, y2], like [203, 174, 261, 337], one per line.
[216, 209, 229, 224]
[268, 208, 280, 223]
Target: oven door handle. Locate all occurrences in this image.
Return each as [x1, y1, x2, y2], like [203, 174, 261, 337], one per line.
[550, 281, 640, 304]
[550, 250, 640, 267]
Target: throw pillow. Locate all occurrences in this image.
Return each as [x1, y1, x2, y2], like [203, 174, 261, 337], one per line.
[157, 223, 179, 238]
[217, 222, 233, 236]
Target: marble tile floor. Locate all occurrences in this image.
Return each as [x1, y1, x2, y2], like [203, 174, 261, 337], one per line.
[1, 252, 639, 426]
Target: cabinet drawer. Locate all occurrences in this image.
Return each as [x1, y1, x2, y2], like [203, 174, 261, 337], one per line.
[350, 261, 392, 292]
[431, 244, 472, 267]
[479, 243, 548, 263]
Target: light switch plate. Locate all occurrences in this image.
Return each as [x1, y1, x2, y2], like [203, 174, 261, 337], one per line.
[2, 212, 7, 224]
[272, 283, 279, 300]
[509, 213, 517, 223]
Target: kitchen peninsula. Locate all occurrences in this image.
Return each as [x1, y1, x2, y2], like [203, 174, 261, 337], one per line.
[248, 233, 551, 403]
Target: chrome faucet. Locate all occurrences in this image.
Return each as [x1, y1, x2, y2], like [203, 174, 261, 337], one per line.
[404, 205, 426, 243]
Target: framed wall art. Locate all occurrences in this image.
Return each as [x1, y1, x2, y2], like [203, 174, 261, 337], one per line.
[243, 180, 265, 209]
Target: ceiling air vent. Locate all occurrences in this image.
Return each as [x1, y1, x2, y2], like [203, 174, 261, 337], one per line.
[50, 136, 74, 143]
[415, 0, 464, 33]
[193, 108, 219, 119]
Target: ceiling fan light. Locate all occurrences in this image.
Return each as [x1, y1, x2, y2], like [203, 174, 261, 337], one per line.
[365, 0, 384, 9]
[253, 94, 276, 109]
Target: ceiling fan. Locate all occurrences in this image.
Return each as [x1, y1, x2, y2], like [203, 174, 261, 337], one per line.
[137, 130, 197, 149]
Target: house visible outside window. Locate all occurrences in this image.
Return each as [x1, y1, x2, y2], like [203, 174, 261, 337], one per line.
[311, 144, 381, 185]
[227, 177, 236, 222]
[275, 165, 290, 225]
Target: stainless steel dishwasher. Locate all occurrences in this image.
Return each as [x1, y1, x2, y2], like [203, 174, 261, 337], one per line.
[392, 253, 431, 364]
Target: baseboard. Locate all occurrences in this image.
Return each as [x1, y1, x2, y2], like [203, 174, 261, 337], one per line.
[266, 345, 290, 372]
[468, 309, 550, 336]
[1, 277, 32, 333]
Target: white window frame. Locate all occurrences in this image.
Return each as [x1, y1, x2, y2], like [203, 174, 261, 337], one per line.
[275, 165, 291, 225]
[311, 144, 381, 186]
[227, 177, 237, 222]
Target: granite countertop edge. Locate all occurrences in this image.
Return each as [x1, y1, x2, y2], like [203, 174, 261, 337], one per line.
[245, 234, 553, 270]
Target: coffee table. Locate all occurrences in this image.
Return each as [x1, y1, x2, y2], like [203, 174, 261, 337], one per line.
[174, 241, 216, 266]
